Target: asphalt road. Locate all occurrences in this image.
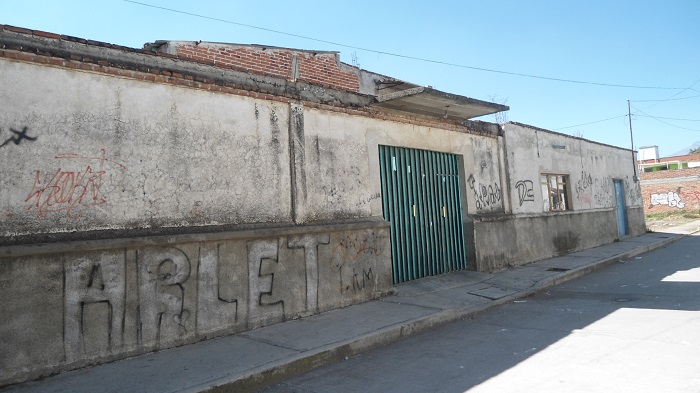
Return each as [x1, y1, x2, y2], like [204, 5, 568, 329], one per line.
[262, 234, 700, 393]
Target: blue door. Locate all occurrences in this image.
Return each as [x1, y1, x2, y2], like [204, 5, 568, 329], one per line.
[613, 179, 628, 237]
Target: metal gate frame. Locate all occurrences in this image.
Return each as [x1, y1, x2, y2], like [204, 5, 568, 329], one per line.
[379, 145, 467, 283]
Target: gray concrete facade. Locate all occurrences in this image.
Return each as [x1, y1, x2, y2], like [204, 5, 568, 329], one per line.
[0, 221, 391, 386]
[0, 26, 645, 386]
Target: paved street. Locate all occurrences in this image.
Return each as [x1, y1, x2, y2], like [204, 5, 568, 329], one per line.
[263, 234, 700, 393]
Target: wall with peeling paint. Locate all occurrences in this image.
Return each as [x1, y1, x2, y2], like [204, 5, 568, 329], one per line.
[0, 27, 650, 386]
[0, 55, 397, 386]
[0, 223, 391, 386]
[0, 60, 292, 238]
[504, 123, 643, 214]
[468, 122, 647, 271]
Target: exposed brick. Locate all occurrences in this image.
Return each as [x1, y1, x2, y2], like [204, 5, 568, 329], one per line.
[4, 25, 32, 34]
[61, 35, 87, 44]
[32, 30, 61, 39]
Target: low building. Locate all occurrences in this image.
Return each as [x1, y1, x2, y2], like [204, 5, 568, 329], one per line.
[0, 25, 644, 386]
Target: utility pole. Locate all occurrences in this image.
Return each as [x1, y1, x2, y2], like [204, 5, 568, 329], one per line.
[628, 100, 638, 181]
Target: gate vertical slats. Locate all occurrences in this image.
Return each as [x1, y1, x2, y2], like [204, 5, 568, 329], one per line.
[379, 146, 397, 283]
[401, 149, 415, 280]
[394, 146, 407, 282]
[447, 156, 461, 270]
[421, 149, 432, 276]
[437, 152, 448, 273]
[428, 150, 439, 276]
[417, 150, 426, 278]
[452, 155, 466, 270]
[401, 148, 413, 281]
[390, 146, 404, 283]
[378, 145, 468, 284]
[441, 153, 451, 274]
[406, 149, 417, 280]
[434, 151, 444, 274]
[447, 156, 458, 271]
[409, 150, 425, 277]
[440, 154, 455, 271]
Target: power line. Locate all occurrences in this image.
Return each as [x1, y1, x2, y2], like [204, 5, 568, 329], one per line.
[636, 114, 700, 122]
[631, 105, 700, 132]
[631, 94, 700, 102]
[555, 77, 700, 131]
[554, 115, 628, 130]
[122, 0, 688, 91]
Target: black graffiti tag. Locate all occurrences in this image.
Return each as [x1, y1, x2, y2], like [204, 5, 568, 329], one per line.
[515, 180, 535, 206]
[0, 127, 38, 148]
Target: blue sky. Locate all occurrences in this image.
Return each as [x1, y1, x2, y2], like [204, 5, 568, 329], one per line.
[3, 1, 699, 157]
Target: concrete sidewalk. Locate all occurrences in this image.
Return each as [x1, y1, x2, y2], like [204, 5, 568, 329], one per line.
[4, 228, 696, 393]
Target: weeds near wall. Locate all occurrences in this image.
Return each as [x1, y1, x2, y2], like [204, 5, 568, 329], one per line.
[645, 209, 700, 221]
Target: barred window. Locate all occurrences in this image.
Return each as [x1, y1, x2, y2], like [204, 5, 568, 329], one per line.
[540, 174, 570, 211]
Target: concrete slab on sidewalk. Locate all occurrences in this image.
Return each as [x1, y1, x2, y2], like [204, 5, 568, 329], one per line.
[239, 301, 438, 352]
[3, 229, 695, 393]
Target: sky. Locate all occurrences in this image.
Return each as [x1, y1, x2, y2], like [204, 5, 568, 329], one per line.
[3, 0, 699, 157]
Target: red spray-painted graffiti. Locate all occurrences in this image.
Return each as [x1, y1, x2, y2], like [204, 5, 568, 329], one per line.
[24, 148, 127, 219]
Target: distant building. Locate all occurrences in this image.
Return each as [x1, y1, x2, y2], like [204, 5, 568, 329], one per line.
[638, 149, 700, 212]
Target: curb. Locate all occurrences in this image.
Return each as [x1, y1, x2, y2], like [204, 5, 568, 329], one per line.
[205, 233, 687, 392]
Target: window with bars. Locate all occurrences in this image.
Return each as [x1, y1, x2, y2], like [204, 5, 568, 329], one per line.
[540, 174, 570, 211]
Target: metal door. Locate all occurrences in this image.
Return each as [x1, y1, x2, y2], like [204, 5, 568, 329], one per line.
[614, 179, 628, 237]
[378, 145, 467, 283]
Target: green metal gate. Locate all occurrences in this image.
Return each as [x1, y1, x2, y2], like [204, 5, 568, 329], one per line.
[378, 145, 467, 283]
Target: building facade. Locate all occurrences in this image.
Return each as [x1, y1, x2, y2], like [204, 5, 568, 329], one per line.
[0, 25, 644, 386]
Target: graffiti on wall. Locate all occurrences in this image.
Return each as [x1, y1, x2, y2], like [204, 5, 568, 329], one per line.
[330, 232, 383, 293]
[574, 171, 593, 204]
[24, 148, 127, 219]
[574, 171, 613, 208]
[468, 174, 501, 210]
[0, 126, 37, 148]
[60, 231, 386, 361]
[356, 192, 381, 207]
[651, 192, 686, 208]
[514, 180, 535, 206]
[625, 178, 642, 206]
[593, 177, 613, 207]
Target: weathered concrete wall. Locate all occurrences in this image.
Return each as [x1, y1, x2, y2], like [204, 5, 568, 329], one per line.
[0, 37, 498, 386]
[0, 222, 391, 386]
[0, 59, 292, 238]
[0, 36, 399, 387]
[473, 123, 647, 270]
[503, 123, 643, 214]
[471, 209, 645, 271]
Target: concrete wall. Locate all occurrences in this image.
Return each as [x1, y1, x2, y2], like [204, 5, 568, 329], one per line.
[472, 123, 647, 270]
[0, 25, 652, 385]
[0, 33, 501, 385]
[0, 222, 391, 386]
[0, 35, 398, 386]
[1, 59, 292, 238]
[503, 123, 642, 214]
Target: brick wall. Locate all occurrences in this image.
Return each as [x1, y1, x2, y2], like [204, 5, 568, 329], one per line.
[173, 42, 360, 92]
[640, 167, 700, 213]
[639, 153, 700, 165]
